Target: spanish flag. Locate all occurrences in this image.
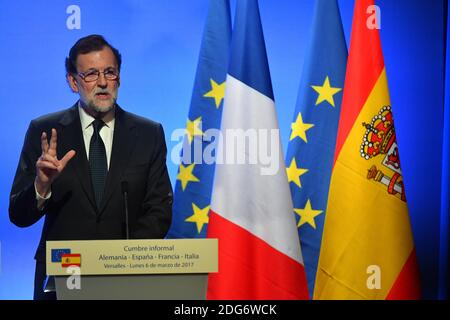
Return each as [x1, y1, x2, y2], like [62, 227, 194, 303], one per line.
[61, 254, 81, 268]
[314, 0, 421, 299]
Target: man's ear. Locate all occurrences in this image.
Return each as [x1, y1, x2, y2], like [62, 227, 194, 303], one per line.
[67, 73, 79, 93]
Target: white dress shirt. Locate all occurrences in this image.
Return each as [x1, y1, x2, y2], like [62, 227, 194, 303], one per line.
[78, 104, 115, 168]
[35, 104, 115, 208]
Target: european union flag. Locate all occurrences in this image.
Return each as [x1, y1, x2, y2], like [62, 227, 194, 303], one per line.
[166, 0, 231, 238]
[285, 0, 347, 298]
[51, 249, 71, 263]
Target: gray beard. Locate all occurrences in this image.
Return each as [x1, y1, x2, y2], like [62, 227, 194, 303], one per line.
[88, 98, 116, 114]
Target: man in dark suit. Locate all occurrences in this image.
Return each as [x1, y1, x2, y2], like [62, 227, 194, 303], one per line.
[9, 35, 173, 300]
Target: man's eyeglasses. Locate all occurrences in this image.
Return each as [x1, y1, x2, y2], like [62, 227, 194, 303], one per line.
[77, 68, 119, 82]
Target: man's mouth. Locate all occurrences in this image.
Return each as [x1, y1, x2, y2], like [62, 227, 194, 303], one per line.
[95, 92, 111, 99]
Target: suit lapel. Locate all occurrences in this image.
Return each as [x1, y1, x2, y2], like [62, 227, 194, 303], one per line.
[59, 104, 97, 211]
[99, 106, 137, 215]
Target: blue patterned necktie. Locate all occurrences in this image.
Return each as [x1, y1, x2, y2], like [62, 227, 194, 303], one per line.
[89, 119, 107, 209]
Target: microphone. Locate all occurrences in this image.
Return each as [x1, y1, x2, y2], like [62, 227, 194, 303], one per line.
[121, 181, 130, 240]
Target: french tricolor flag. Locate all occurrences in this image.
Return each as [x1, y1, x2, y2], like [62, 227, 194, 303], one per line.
[207, 0, 309, 299]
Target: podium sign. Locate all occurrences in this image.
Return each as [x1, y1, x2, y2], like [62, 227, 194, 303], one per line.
[47, 239, 218, 276]
[45, 239, 218, 300]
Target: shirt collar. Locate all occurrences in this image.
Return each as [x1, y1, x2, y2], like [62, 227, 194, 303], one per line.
[78, 101, 115, 130]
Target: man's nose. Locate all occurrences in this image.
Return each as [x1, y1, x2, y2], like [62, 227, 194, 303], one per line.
[96, 73, 108, 87]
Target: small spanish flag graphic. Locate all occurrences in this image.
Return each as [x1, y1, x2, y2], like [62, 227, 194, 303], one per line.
[61, 254, 81, 268]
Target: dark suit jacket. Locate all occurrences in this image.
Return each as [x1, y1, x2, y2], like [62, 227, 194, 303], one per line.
[9, 104, 173, 297]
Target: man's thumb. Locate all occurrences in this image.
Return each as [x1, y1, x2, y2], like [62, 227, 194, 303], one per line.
[61, 150, 76, 167]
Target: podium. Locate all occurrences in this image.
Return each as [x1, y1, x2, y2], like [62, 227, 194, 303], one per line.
[46, 239, 218, 300]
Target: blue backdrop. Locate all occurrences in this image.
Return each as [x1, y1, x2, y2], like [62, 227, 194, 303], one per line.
[0, 0, 446, 299]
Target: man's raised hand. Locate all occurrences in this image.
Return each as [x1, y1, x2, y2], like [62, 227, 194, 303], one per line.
[35, 128, 76, 197]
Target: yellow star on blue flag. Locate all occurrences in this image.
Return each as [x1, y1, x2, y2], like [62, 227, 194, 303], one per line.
[185, 203, 211, 234]
[204, 79, 225, 108]
[177, 163, 200, 191]
[294, 199, 323, 229]
[311, 76, 342, 107]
